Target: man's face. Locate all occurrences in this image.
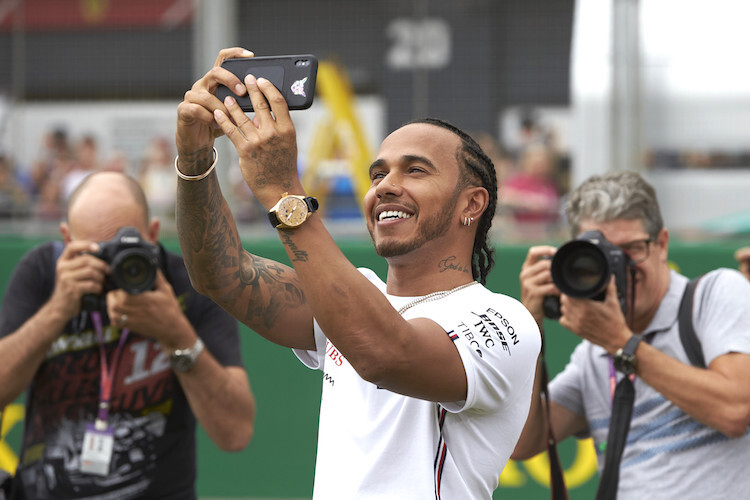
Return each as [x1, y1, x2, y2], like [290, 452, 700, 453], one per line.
[363, 123, 464, 258]
[65, 174, 153, 245]
[577, 218, 669, 328]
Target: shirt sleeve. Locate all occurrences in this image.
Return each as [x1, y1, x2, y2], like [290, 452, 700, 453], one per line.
[694, 268, 750, 364]
[0, 243, 56, 338]
[413, 291, 541, 414]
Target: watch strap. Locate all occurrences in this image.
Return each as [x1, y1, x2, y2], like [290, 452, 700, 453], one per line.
[621, 334, 643, 357]
[268, 211, 281, 228]
[614, 334, 643, 374]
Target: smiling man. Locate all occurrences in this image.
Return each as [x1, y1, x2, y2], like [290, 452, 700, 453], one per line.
[173, 47, 540, 499]
[513, 171, 750, 499]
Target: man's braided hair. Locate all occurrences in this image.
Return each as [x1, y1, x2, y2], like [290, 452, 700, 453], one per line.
[407, 118, 497, 285]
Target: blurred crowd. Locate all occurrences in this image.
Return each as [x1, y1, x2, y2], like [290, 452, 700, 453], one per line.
[479, 109, 570, 241]
[0, 129, 178, 222]
[2, 113, 570, 242]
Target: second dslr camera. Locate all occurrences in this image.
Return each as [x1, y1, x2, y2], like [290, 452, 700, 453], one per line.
[83, 227, 162, 311]
[542, 230, 633, 320]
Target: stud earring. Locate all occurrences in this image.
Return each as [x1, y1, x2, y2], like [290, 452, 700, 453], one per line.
[463, 216, 474, 227]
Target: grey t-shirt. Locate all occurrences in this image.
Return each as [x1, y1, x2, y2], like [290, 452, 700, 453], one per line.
[550, 268, 750, 500]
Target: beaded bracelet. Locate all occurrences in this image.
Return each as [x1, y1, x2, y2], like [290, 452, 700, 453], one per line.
[174, 147, 218, 181]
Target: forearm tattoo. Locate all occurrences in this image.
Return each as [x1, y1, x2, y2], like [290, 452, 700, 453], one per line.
[279, 232, 309, 262]
[176, 159, 306, 329]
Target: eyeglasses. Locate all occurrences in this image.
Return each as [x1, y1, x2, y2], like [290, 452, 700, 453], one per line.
[618, 238, 653, 264]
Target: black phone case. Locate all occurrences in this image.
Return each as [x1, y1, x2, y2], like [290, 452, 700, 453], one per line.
[216, 54, 318, 112]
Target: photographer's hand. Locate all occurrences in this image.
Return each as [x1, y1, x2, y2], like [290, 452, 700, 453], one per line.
[51, 240, 109, 320]
[520, 245, 559, 329]
[106, 270, 193, 348]
[559, 276, 632, 355]
[735, 246, 750, 281]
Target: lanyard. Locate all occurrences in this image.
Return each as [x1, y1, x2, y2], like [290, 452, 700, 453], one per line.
[607, 357, 635, 405]
[89, 311, 130, 427]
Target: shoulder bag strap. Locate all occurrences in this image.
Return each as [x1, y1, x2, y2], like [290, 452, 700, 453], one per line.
[678, 276, 705, 368]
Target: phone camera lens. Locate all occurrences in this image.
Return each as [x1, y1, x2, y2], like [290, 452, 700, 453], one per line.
[295, 59, 310, 67]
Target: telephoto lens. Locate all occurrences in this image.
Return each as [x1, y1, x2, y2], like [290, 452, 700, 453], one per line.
[543, 230, 632, 319]
[551, 237, 612, 300]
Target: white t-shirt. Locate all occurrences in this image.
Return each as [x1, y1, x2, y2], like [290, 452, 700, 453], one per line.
[294, 268, 541, 499]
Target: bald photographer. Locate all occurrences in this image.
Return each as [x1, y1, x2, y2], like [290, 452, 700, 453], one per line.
[0, 171, 255, 499]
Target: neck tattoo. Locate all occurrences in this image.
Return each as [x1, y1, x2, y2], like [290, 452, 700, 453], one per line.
[397, 281, 479, 315]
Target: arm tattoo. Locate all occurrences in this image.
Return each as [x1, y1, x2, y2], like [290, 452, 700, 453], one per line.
[177, 157, 306, 330]
[252, 137, 296, 190]
[279, 232, 309, 262]
[237, 252, 306, 329]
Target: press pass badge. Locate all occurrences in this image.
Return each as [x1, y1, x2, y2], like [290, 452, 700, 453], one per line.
[80, 420, 114, 475]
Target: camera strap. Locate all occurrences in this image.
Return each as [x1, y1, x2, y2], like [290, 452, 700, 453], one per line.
[540, 328, 570, 500]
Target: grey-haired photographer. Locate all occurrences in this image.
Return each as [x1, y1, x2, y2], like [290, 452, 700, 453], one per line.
[512, 171, 750, 500]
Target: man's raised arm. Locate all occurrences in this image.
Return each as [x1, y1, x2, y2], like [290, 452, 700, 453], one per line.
[174, 47, 314, 350]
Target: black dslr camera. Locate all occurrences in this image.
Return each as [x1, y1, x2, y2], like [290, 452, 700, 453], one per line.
[542, 230, 633, 320]
[82, 227, 162, 311]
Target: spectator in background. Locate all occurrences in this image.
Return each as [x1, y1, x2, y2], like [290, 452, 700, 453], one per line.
[498, 142, 561, 225]
[474, 131, 514, 187]
[0, 153, 31, 218]
[736, 246, 750, 280]
[140, 136, 177, 218]
[30, 128, 72, 220]
[62, 134, 101, 201]
[103, 149, 130, 174]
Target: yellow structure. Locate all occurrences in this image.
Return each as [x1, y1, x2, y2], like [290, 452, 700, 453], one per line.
[303, 61, 374, 216]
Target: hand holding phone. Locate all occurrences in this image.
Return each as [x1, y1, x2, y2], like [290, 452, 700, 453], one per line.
[216, 54, 318, 112]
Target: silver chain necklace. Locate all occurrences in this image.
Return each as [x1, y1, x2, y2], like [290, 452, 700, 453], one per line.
[396, 281, 479, 315]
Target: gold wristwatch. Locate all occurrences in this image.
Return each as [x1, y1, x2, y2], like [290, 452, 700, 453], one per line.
[267, 192, 319, 229]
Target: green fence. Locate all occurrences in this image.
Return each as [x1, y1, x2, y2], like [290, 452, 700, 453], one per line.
[0, 234, 742, 499]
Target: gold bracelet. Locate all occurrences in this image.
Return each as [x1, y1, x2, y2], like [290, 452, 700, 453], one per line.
[174, 147, 218, 181]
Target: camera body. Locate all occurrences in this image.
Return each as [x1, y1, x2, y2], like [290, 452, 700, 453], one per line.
[82, 227, 161, 311]
[542, 230, 632, 320]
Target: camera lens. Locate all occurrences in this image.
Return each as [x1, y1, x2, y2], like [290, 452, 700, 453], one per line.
[110, 249, 157, 294]
[551, 241, 610, 298]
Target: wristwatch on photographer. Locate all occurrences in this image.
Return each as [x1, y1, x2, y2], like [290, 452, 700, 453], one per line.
[613, 334, 643, 375]
[169, 338, 205, 373]
[268, 192, 319, 229]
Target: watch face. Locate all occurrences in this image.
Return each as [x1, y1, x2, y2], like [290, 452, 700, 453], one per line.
[277, 196, 309, 227]
[614, 353, 636, 375]
[170, 354, 191, 371]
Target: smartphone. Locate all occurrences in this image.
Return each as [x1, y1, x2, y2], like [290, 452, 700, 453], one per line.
[216, 54, 318, 112]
